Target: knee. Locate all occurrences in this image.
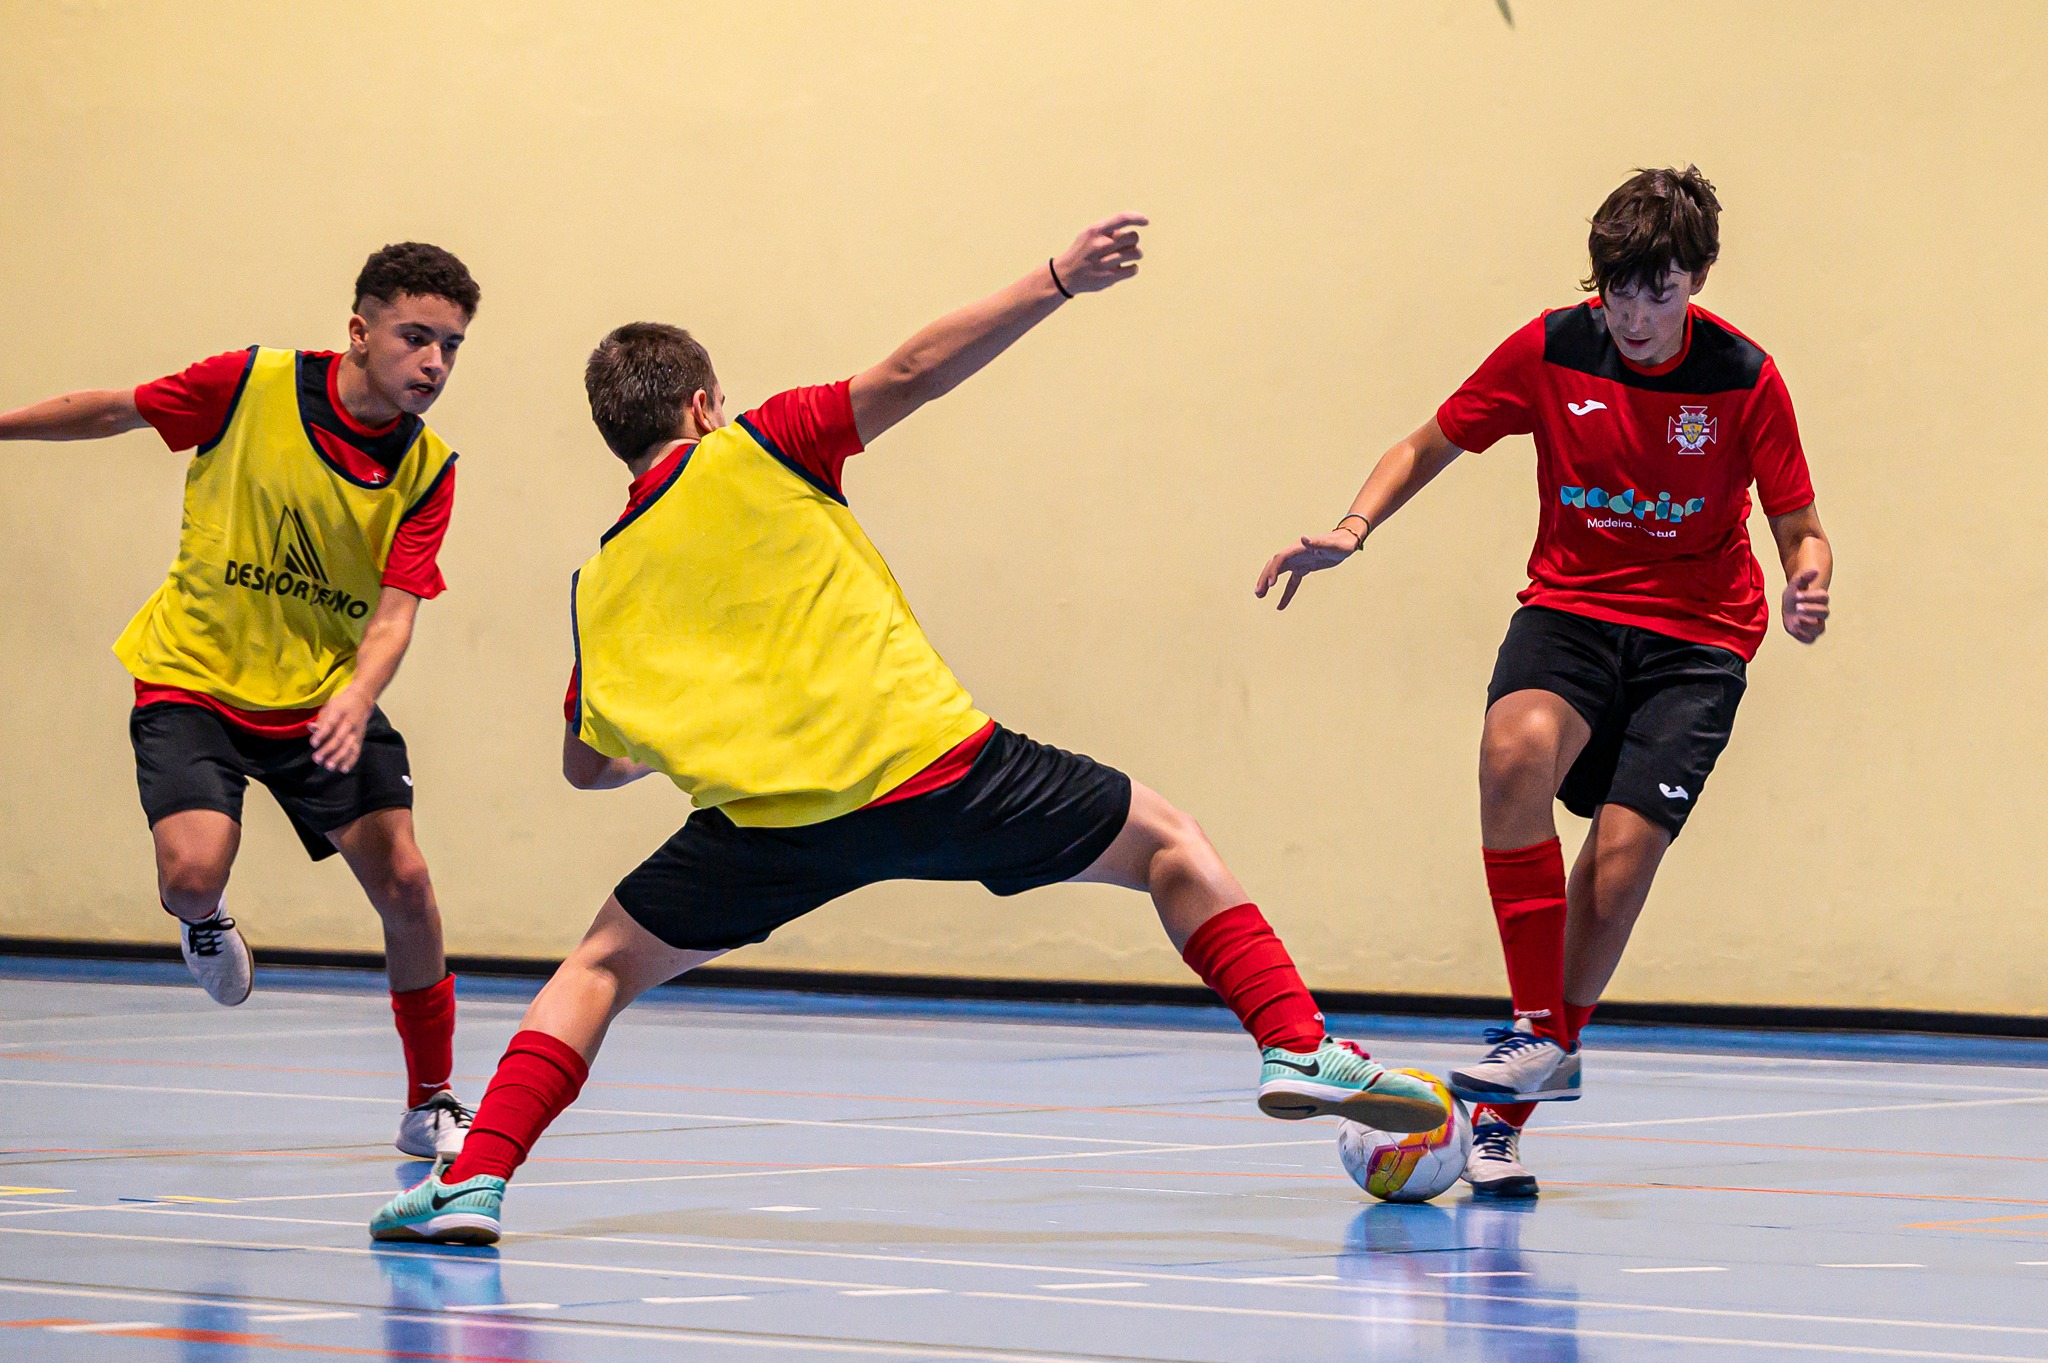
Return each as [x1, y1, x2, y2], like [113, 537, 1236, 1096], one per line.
[159, 849, 229, 907]
[371, 853, 438, 922]
[1137, 801, 1222, 881]
[1480, 713, 1566, 797]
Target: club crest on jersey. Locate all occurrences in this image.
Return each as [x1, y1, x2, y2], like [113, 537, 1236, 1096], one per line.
[1668, 404, 1717, 454]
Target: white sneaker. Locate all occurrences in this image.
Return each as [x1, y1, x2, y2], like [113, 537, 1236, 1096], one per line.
[396, 1091, 473, 1159]
[1463, 1113, 1539, 1198]
[1447, 1018, 1580, 1103]
[177, 908, 252, 1007]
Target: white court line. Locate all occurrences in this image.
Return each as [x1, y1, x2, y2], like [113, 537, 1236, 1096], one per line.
[45, 1320, 162, 1333]
[840, 1288, 947, 1297]
[1819, 1263, 1925, 1270]
[1427, 1270, 1529, 1279]
[248, 1310, 358, 1322]
[955, 1290, 2048, 1361]
[444, 1301, 559, 1312]
[752, 1206, 819, 1213]
[1548, 1094, 2048, 1131]
[1036, 1282, 1147, 1291]
[10, 1222, 2048, 1342]
[642, 1295, 752, 1304]
[0, 1025, 393, 1053]
[1624, 1267, 1730, 1275]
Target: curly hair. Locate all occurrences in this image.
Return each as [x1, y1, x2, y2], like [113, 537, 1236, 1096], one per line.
[585, 322, 718, 462]
[1581, 166, 1721, 297]
[353, 242, 481, 317]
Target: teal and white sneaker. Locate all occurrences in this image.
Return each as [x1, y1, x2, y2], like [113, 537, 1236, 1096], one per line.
[369, 1166, 505, 1245]
[1257, 1038, 1448, 1133]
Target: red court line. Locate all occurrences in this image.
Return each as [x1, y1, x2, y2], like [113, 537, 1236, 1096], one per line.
[97, 1325, 562, 1363]
[2, 1318, 88, 1328]
[1543, 1131, 2048, 1164]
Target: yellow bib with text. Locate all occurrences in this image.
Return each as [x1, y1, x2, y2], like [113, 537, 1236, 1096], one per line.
[113, 348, 456, 710]
[572, 419, 987, 827]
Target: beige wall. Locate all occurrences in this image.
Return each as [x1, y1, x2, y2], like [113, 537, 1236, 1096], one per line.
[3, 2, 2042, 1015]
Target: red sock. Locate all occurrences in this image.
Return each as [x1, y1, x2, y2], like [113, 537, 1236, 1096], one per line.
[1483, 839, 1568, 1044]
[1565, 1000, 1597, 1051]
[390, 974, 457, 1109]
[444, 1030, 589, 1184]
[1475, 1101, 1537, 1128]
[1180, 904, 1325, 1053]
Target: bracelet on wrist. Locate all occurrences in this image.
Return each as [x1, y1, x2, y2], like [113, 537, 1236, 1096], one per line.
[1048, 257, 1074, 300]
[1335, 513, 1371, 552]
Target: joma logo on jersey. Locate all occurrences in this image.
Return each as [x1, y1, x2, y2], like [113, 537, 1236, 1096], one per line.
[1560, 486, 1707, 523]
[1668, 404, 1717, 454]
[221, 508, 370, 620]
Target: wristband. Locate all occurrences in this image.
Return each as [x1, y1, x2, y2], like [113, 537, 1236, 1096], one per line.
[1336, 513, 1371, 551]
[1048, 258, 1074, 300]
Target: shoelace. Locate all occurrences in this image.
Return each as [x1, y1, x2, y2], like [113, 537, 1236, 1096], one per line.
[185, 915, 236, 958]
[1479, 1024, 1549, 1059]
[421, 1094, 475, 1126]
[1473, 1121, 1518, 1158]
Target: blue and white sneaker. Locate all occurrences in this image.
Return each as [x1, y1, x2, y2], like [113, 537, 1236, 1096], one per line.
[1257, 1038, 1448, 1133]
[1462, 1113, 1539, 1198]
[369, 1165, 505, 1245]
[1447, 1019, 1580, 1104]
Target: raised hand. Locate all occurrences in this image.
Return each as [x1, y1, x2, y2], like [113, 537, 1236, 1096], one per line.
[1782, 567, 1829, 643]
[1053, 213, 1148, 294]
[1254, 528, 1362, 610]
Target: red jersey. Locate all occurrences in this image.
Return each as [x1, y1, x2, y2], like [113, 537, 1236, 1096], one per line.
[132, 349, 458, 736]
[1436, 301, 1814, 660]
[562, 379, 994, 803]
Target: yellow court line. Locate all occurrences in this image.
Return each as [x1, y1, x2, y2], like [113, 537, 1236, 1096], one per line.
[0, 1188, 72, 1197]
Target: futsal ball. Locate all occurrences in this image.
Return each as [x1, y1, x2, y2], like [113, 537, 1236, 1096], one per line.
[1334, 1071, 1470, 1203]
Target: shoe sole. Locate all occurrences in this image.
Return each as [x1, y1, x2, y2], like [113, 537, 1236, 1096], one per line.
[1467, 1174, 1540, 1199]
[1446, 1074, 1580, 1104]
[371, 1213, 500, 1246]
[1257, 1080, 1447, 1133]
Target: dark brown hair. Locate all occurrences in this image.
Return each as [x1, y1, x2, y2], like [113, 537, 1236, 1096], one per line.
[584, 322, 718, 461]
[353, 242, 481, 317]
[1582, 166, 1721, 296]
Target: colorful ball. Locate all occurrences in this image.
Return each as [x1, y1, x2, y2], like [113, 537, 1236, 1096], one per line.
[1334, 1070, 1470, 1203]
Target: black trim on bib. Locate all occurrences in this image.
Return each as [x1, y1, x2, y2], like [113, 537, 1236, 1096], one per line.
[599, 446, 695, 546]
[193, 347, 261, 457]
[736, 413, 847, 506]
[294, 351, 427, 489]
[400, 451, 458, 521]
[568, 569, 586, 733]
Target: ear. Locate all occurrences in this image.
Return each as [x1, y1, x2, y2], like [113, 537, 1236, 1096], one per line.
[1687, 266, 1710, 296]
[685, 387, 720, 436]
[346, 311, 372, 355]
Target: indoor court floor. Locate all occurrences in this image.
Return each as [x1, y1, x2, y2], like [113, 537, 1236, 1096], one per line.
[4, 958, 2048, 1362]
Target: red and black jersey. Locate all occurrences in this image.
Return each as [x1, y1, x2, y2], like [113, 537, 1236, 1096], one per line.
[1437, 301, 1814, 660]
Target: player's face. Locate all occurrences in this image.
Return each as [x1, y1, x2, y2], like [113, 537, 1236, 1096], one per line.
[352, 294, 471, 416]
[1602, 266, 1703, 367]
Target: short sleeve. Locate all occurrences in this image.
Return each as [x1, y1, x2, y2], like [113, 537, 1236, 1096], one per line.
[134, 348, 256, 453]
[563, 665, 580, 723]
[1747, 359, 1814, 517]
[737, 380, 864, 496]
[1434, 318, 1544, 454]
[381, 461, 456, 599]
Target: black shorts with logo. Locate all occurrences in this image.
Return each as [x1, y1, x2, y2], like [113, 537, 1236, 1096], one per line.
[1486, 606, 1746, 839]
[130, 701, 415, 861]
[614, 725, 1134, 952]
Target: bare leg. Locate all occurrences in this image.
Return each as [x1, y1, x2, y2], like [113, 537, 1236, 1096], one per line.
[1067, 781, 1249, 950]
[519, 897, 724, 1063]
[328, 808, 447, 995]
[152, 810, 240, 923]
[1479, 690, 1592, 850]
[1562, 804, 1672, 1007]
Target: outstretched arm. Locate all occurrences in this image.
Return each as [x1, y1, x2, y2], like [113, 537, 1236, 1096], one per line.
[0, 388, 150, 441]
[1253, 418, 1464, 609]
[1770, 503, 1832, 644]
[848, 213, 1146, 444]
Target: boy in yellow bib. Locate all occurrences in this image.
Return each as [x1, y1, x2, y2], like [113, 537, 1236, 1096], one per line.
[372, 215, 1447, 1245]
[0, 244, 480, 1159]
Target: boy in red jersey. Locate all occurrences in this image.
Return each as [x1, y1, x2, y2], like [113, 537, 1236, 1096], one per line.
[1256, 168, 1833, 1197]
[370, 214, 1447, 1245]
[0, 244, 481, 1158]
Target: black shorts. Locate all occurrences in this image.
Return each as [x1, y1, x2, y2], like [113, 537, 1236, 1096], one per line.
[130, 701, 415, 861]
[1486, 606, 1746, 838]
[615, 725, 1134, 952]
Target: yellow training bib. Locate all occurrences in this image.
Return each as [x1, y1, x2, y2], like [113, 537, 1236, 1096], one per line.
[572, 417, 987, 827]
[114, 348, 456, 710]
